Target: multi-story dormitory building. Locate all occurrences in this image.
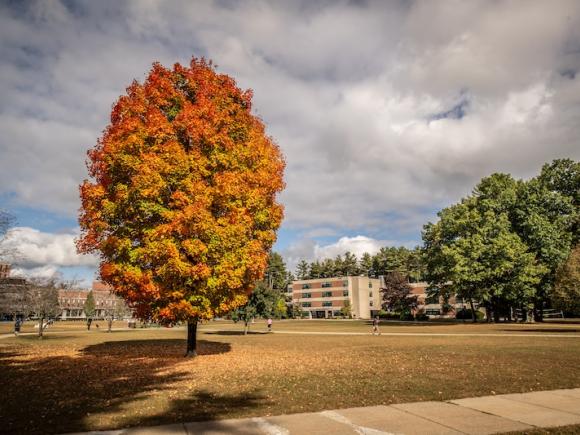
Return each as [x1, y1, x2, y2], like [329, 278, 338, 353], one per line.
[292, 276, 467, 319]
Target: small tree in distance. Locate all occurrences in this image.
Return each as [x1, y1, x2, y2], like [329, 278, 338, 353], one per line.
[233, 282, 280, 334]
[83, 290, 96, 329]
[340, 300, 352, 318]
[27, 279, 60, 339]
[78, 57, 285, 356]
[380, 271, 418, 319]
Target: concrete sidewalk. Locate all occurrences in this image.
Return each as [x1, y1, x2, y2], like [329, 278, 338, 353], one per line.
[75, 388, 580, 435]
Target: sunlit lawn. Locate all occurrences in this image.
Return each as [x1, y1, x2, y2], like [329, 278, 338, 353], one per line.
[1, 320, 580, 434]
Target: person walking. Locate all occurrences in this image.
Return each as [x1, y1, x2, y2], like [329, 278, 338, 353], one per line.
[14, 318, 21, 336]
[267, 317, 273, 333]
[372, 316, 381, 335]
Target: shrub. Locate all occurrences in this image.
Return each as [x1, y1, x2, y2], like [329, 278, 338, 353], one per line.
[456, 309, 484, 320]
[399, 311, 414, 321]
[379, 311, 400, 320]
[414, 312, 429, 321]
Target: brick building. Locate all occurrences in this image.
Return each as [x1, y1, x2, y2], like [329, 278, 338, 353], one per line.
[58, 281, 126, 320]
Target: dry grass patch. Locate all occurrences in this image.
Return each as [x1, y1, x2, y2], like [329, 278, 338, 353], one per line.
[1, 323, 579, 434]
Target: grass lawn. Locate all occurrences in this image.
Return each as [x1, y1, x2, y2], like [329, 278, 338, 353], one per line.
[1, 320, 580, 434]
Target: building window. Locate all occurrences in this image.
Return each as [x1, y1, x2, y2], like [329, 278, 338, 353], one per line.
[302, 302, 311, 307]
[321, 282, 332, 288]
[426, 309, 440, 316]
[343, 290, 349, 297]
[342, 280, 348, 287]
[455, 295, 464, 304]
[302, 284, 311, 289]
[322, 291, 332, 298]
[322, 301, 332, 307]
[369, 291, 373, 297]
[369, 301, 374, 307]
[303, 293, 311, 298]
[368, 282, 373, 288]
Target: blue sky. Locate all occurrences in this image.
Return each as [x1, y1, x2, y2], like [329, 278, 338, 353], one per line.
[1, 0, 579, 285]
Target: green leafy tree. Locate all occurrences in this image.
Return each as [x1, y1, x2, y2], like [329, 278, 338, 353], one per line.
[273, 297, 287, 319]
[423, 175, 547, 322]
[233, 281, 280, 334]
[552, 245, 580, 316]
[538, 158, 580, 208]
[512, 178, 575, 318]
[406, 248, 426, 282]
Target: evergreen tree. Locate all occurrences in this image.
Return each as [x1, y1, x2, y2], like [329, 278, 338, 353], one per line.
[83, 290, 96, 321]
[296, 260, 310, 280]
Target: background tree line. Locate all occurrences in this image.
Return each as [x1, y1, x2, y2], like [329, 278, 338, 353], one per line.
[294, 247, 426, 282]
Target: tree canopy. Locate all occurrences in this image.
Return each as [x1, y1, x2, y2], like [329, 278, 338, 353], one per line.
[78, 57, 285, 354]
[422, 159, 578, 321]
[380, 271, 418, 318]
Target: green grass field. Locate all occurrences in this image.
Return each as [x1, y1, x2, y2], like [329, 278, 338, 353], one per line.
[1, 320, 580, 434]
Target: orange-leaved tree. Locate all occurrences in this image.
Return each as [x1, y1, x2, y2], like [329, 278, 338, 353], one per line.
[77, 58, 285, 356]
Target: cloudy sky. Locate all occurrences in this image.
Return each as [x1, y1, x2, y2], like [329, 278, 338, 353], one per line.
[1, 0, 579, 284]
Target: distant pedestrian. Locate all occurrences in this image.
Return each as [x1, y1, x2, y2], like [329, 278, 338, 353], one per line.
[372, 316, 381, 335]
[14, 318, 21, 336]
[87, 318, 92, 330]
[267, 317, 273, 332]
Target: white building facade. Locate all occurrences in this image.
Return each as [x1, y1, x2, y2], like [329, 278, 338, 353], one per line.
[291, 276, 382, 319]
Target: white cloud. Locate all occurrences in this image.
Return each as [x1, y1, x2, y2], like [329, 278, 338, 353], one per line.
[1, 227, 98, 268]
[314, 236, 392, 260]
[10, 265, 60, 280]
[0, 0, 579, 249]
[282, 235, 416, 273]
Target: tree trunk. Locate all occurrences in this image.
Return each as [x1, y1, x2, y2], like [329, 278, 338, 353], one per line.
[534, 303, 544, 322]
[38, 316, 44, 339]
[185, 320, 197, 357]
[469, 299, 477, 323]
[485, 305, 492, 323]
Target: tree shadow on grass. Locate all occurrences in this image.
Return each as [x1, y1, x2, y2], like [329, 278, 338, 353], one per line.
[119, 389, 268, 431]
[204, 330, 268, 336]
[0, 339, 237, 435]
[501, 328, 580, 333]
[372, 321, 466, 327]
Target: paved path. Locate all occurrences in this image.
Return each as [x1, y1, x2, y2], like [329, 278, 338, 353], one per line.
[73, 388, 580, 434]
